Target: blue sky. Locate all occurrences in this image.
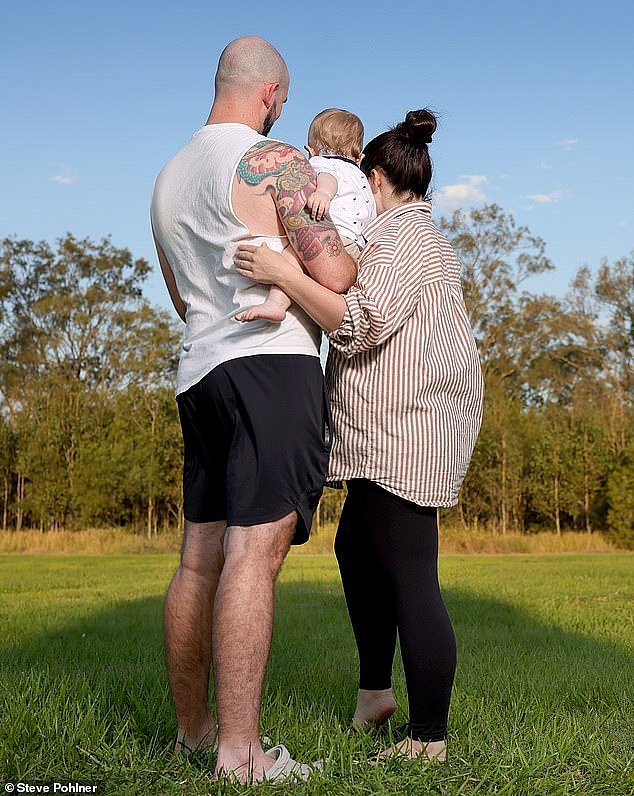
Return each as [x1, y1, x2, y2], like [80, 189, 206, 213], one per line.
[2, 0, 632, 311]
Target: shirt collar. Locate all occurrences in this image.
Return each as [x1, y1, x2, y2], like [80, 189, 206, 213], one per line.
[320, 154, 359, 167]
[362, 200, 432, 244]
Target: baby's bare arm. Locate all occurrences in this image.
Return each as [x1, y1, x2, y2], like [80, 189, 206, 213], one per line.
[307, 172, 338, 221]
[315, 172, 338, 199]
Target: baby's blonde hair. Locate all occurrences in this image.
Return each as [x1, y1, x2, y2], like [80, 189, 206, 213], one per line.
[308, 109, 364, 160]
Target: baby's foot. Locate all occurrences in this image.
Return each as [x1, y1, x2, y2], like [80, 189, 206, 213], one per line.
[352, 688, 397, 729]
[235, 300, 287, 323]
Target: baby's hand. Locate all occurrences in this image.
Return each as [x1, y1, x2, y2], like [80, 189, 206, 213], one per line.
[306, 190, 331, 221]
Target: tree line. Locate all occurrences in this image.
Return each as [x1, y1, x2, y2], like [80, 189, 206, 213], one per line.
[0, 206, 632, 547]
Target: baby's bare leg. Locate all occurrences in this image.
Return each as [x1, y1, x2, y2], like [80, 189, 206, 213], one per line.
[235, 285, 291, 323]
[235, 254, 302, 323]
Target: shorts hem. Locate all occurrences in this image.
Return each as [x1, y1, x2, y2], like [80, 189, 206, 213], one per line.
[229, 486, 323, 546]
[228, 506, 298, 529]
[183, 512, 226, 524]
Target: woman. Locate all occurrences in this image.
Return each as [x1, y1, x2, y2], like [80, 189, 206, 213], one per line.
[234, 109, 484, 762]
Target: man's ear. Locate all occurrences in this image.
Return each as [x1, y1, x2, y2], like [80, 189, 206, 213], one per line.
[262, 82, 279, 109]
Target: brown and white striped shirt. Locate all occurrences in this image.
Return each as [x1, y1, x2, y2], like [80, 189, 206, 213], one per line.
[325, 200, 484, 507]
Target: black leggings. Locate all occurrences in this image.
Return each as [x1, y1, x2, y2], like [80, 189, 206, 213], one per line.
[334, 479, 456, 742]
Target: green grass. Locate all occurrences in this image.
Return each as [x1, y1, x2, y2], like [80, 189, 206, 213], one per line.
[0, 553, 632, 795]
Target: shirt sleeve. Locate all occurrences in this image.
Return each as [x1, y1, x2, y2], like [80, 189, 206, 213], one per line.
[309, 156, 341, 180]
[327, 221, 429, 358]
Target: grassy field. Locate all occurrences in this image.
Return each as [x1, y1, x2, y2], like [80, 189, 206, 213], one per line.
[0, 553, 632, 795]
[0, 525, 617, 555]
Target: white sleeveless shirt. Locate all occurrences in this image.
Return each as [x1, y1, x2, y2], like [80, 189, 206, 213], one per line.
[151, 123, 321, 395]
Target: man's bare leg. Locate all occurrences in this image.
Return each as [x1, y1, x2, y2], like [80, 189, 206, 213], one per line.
[213, 512, 296, 782]
[164, 519, 226, 753]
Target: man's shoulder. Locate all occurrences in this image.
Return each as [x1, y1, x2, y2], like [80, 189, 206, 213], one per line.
[237, 140, 313, 188]
[245, 138, 307, 161]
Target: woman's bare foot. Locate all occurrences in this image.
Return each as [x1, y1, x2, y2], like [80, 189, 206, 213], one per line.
[352, 688, 397, 729]
[235, 300, 286, 323]
[370, 736, 446, 764]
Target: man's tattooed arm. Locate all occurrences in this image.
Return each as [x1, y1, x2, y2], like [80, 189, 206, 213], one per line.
[237, 142, 355, 289]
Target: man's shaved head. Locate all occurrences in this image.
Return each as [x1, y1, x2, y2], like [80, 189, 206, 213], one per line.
[215, 36, 289, 91]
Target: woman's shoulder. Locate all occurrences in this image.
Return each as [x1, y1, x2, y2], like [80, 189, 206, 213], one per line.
[365, 203, 446, 250]
[390, 211, 461, 273]
[392, 207, 442, 243]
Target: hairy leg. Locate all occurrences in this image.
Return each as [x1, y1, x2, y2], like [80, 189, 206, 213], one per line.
[163, 519, 226, 753]
[213, 512, 296, 782]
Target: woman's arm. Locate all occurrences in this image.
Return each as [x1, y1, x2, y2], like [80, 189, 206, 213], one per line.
[234, 243, 347, 331]
[326, 223, 428, 357]
[236, 219, 429, 355]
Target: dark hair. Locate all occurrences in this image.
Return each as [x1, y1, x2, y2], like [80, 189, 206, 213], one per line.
[360, 109, 437, 199]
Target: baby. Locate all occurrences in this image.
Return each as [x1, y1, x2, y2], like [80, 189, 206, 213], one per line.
[304, 108, 376, 259]
[236, 108, 376, 323]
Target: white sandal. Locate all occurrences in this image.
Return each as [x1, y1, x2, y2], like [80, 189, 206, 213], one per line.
[262, 744, 319, 782]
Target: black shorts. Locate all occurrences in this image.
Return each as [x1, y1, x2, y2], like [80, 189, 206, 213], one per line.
[177, 354, 331, 544]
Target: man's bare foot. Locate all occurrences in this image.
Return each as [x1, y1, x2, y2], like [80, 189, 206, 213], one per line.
[235, 300, 286, 323]
[215, 744, 314, 784]
[214, 742, 275, 784]
[174, 722, 217, 754]
[370, 736, 446, 764]
[352, 688, 397, 729]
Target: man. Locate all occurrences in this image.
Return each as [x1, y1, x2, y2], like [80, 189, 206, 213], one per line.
[150, 36, 356, 783]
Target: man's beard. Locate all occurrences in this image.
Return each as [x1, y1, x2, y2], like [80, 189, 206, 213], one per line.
[261, 107, 277, 137]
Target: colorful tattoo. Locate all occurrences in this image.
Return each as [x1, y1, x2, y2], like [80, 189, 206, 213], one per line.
[237, 142, 341, 261]
[236, 141, 291, 185]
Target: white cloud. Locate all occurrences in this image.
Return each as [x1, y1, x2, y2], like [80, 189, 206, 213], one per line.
[435, 175, 487, 212]
[539, 159, 552, 169]
[525, 189, 567, 205]
[617, 219, 628, 228]
[558, 138, 578, 151]
[50, 174, 76, 185]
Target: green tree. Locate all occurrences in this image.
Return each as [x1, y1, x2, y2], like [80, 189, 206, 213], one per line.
[606, 440, 634, 549]
[439, 204, 553, 385]
[0, 234, 180, 531]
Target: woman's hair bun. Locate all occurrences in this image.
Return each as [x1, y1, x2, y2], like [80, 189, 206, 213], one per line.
[395, 109, 437, 146]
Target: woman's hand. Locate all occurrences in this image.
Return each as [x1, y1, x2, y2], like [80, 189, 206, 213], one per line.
[237, 240, 348, 332]
[234, 243, 295, 286]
